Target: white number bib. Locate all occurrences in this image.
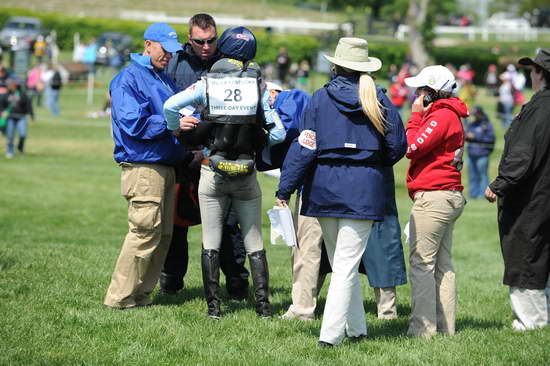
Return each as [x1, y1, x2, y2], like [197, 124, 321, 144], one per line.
[207, 77, 259, 116]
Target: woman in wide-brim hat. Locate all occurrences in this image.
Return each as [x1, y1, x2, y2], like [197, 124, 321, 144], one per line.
[276, 37, 407, 346]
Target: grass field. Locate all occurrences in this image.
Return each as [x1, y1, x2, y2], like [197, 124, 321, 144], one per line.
[1, 78, 549, 365]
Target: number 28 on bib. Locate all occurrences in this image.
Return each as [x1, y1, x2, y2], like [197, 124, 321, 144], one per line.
[207, 77, 259, 116]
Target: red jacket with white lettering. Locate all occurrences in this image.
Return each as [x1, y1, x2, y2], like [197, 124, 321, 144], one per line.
[405, 97, 469, 199]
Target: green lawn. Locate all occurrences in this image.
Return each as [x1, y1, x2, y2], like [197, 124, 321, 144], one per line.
[1, 82, 549, 365]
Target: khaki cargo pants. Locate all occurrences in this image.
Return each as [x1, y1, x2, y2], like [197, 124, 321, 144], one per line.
[104, 163, 176, 309]
[407, 190, 465, 337]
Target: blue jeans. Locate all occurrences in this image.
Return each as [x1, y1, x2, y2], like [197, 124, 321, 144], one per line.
[500, 101, 513, 128]
[468, 155, 489, 199]
[45, 87, 60, 116]
[6, 117, 27, 155]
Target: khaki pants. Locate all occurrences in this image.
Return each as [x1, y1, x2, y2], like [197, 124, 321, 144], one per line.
[407, 190, 465, 337]
[285, 213, 325, 320]
[104, 163, 176, 309]
[375, 287, 397, 319]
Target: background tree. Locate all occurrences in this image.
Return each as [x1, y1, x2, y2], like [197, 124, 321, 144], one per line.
[404, 0, 457, 68]
[406, 0, 429, 69]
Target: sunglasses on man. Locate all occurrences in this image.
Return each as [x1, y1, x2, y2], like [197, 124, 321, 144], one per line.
[190, 36, 217, 45]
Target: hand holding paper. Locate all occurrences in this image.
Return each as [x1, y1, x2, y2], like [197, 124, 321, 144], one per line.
[267, 206, 297, 247]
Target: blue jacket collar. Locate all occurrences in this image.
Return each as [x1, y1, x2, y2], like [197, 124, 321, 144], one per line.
[130, 53, 154, 70]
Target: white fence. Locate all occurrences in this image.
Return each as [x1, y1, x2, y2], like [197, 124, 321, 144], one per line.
[395, 24, 544, 42]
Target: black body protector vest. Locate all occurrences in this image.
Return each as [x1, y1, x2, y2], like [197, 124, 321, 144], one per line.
[201, 63, 265, 177]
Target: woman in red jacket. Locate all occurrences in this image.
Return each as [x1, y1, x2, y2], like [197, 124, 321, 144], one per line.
[404, 65, 469, 338]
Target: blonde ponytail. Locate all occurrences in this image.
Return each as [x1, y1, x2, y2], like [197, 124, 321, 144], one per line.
[358, 73, 386, 135]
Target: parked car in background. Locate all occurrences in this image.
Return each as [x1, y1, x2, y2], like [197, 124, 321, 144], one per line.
[0, 16, 44, 49]
[95, 32, 133, 67]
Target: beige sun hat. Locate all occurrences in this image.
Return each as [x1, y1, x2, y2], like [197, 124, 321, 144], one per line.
[324, 37, 382, 73]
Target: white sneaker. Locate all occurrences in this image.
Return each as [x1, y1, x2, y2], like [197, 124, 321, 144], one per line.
[512, 319, 526, 331]
[6, 152, 14, 159]
[280, 310, 314, 321]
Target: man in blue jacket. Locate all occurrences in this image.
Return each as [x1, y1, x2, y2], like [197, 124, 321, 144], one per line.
[104, 23, 185, 309]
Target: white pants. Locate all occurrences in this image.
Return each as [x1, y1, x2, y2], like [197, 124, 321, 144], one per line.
[318, 217, 373, 345]
[510, 275, 550, 330]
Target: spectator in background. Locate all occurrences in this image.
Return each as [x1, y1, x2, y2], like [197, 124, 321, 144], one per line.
[498, 64, 525, 128]
[485, 49, 550, 331]
[389, 72, 409, 117]
[485, 64, 499, 96]
[404, 65, 468, 338]
[45, 31, 60, 65]
[4, 78, 34, 159]
[41, 64, 63, 116]
[87, 92, 112, 119]
[276, 46, 291, 87]
[387, 63, 398, 83]
[457, 69, 477, 112]
[296, 60, 310, 90]
[104, 22, 184, 309]
[33, 35, 47, 64]
[0, 65, 9, 87]
[108, 42, 124, 70]
[26, 63, 45, 107]
[0, 65, 9, 135]
[465, 106, 495, 199]
[82, 38, 97, 75]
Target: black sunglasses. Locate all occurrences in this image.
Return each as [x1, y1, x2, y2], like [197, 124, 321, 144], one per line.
[190, 36, 217, 45]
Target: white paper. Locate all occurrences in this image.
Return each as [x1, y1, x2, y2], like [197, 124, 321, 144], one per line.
[261, 169, 281, 179]
[267, 206, 297, 247]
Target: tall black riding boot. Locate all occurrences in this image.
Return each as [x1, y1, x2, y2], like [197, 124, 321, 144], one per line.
[160, 226, 189, 295]
[201, 249, 221, 319]
[220, 221, 249, 301]
[248, 249, 272, 318]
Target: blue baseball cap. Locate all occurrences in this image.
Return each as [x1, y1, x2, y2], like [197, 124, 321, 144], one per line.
[217, 26, 256, 61]
[143, 23, 182, 53]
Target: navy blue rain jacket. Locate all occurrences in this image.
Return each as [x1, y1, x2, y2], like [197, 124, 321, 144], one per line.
[166, 43, 220, 91]
[465, 117, 495, 158]
[277, 74, 406, 220]
[111, 53, 185, 166]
